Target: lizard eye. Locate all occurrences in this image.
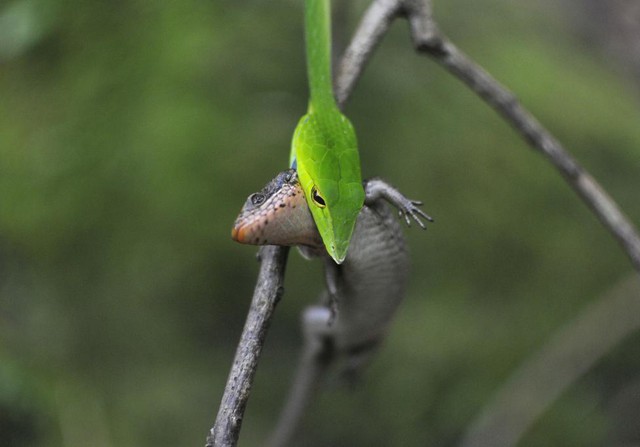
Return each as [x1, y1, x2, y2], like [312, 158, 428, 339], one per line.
[250, 193, 265, 206]
[311, 186, 326, 208]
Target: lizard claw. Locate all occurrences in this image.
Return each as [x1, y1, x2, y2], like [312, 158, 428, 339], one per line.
[399, 200, 433, 229]
[365, 178, 434, 230]
[399, 209, 412, 227]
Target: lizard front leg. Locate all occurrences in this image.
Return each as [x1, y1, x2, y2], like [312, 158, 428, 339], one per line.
[364, 178, 434, 228]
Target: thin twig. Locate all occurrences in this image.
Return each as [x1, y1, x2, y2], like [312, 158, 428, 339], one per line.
[460, 275, 640, 447]
[206, 246, 289, 447]
[401, 0, 640, 271]
[335, 0, 402, 106]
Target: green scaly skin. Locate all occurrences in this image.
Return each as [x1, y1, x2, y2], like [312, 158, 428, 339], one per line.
[290, 0, 364, 264]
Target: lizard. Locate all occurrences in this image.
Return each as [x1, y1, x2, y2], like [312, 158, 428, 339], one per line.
[231, 168, 432, 376]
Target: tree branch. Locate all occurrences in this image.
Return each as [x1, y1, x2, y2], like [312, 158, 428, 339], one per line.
[400, 0, 640, 271]
[206, 246, 289, 447]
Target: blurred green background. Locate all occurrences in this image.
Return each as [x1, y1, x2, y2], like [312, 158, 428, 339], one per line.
[1, 0, 640, 446]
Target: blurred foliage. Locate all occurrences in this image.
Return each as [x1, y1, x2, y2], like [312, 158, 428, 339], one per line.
[1, 0, 639, 446]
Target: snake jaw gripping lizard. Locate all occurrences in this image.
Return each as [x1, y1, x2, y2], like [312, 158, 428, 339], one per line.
[232, 169, 432, 375]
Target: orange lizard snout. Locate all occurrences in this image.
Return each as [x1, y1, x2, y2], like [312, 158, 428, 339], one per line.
[231, 225, 247, 243]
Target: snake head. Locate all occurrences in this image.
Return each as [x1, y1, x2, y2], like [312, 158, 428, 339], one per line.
[291, 111, 364, 264]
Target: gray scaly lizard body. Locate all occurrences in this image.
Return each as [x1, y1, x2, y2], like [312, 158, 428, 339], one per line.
[232, 169, 430, 446]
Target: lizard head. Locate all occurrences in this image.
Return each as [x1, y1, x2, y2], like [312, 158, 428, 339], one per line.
[232, 169, 323, 249]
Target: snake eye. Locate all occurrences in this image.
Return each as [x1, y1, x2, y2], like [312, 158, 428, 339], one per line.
[311, 186, 326, 208]
[250, 193, 265, 206]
